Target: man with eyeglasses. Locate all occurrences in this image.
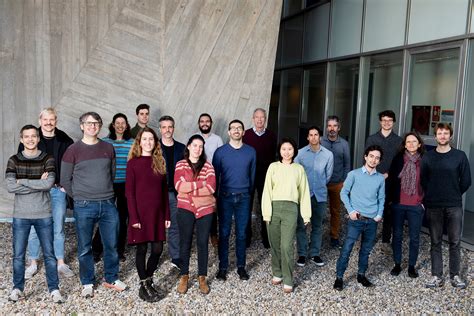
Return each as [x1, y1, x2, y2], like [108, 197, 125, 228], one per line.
[61, 112, 128, 298]
[243, 108, 277, 249]
[213, 119, 256, 281]
[334, 145, 385, 291]
[365, 110, 402, 252]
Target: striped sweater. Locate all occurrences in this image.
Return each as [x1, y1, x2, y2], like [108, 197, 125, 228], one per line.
[174, 160, 216, 218]
[102, 137, 133, 183]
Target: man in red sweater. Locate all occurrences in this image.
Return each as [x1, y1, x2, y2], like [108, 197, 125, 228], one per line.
[243, 108, 277, 248]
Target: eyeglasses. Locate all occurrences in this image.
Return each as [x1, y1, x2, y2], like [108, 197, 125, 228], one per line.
[381, 119, 394, 123]
[82, 121, 101, 127]
[229, 127, 243, 131]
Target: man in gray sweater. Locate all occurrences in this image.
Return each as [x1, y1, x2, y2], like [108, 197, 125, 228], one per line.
[5, 125, 64, 303]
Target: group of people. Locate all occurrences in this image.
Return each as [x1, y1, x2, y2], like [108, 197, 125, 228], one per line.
[5, 104, 470, 304]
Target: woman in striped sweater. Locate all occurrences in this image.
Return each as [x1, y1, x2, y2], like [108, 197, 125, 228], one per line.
[174, 134, 216, 295]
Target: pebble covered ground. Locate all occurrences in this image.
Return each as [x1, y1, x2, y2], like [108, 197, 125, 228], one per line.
[0, 218, 472, 314]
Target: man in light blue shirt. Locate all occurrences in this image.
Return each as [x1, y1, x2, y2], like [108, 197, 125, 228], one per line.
[295, 126, 333, 267]
[334, 145, 385, 291]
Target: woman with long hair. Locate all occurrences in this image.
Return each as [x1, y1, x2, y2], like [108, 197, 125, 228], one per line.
[387, 132, 425, 278]
[262, 137, 311, 293]
[125, 127, 170, 302]
[174, 134, 216, 295]
[93, 113, 134, 261]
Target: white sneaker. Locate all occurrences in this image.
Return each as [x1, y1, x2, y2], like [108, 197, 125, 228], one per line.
[103, 279, 128, 292]
[81, 284, 94, 298]
[451, 275, 466, 289]
[24, 264, 38, 279]
[425, 276, 444, 288]
[57, 264, 75, 278]
[50, 289, 64, 303]
[8, 288, 25, 302]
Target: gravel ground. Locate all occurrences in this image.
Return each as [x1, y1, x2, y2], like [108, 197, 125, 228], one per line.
[0, 217, 472, 314]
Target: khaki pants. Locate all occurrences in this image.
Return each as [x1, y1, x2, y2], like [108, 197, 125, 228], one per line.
[327, 182, 344, 240]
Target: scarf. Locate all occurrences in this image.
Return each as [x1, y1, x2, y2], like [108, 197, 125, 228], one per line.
[398, 151, 421, 196]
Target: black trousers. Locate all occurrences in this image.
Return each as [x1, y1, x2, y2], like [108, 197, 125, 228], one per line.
[177, 209, 213, 276]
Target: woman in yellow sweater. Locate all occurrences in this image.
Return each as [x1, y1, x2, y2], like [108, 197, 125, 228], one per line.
[262, 137, 311, 293]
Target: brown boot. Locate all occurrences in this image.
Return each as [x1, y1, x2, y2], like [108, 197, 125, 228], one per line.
[177, 275, 189, 294]
[198, 275, 210, 294]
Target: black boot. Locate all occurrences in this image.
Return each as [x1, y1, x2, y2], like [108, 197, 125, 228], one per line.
[145, 277, 160, 299]
[138, 280, 156, 302]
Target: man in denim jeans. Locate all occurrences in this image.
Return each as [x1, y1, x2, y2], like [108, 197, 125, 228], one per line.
[18, 108, 74, 280]
[61, 112, 127, 298]
[6, 125, 64, 303]
[334, 145, 385, 291]
[421, 123, 471, 289]
[213, 119, 256, 281]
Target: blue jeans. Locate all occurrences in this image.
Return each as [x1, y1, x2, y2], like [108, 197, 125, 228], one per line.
[12, 217, 59, 292]
[27, 187, 67, 260]
[296, 197, 326, 257]
[392, 203, 424, 267]
[427, 206, 463, 278]
[74, 199, 119, 285]
[218, 192, 251, 270]
[167, 192, 180, 260]
[336, 218, 378, 278]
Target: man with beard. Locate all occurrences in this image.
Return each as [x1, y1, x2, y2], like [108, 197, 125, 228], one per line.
[19, 108, 75, 279]
[197, 113, 223, 163]
[321, 116, 351, 248]
[197, 113, 223, 247]
[213, 120, 256, 281]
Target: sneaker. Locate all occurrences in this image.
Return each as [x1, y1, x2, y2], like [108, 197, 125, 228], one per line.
[24, 264, 37, 279]
[311, 256, 325, 267]
[81, 284, 94, 298]
[296, 256, 306, 267]
[271, 276, 282, 285]
[58, 264, 75, 278]
[425, 276, 444, 288]
[451, 275, 466, 289]
[216, 269, 227, 281]
[357, 274, 374, 287]
[390, 264, 402, 276]
[170, 258, 181, 270]
[104, 279, 128, 292]
[237, 267, 249, 281]
[283, 284, 293, 293]
[8, 288, 25, 302]
[50, 289, 64, 303]
[333, 278, 343, 291]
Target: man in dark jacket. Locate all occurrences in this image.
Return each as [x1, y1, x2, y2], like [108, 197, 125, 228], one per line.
[18, 108, 75, 280]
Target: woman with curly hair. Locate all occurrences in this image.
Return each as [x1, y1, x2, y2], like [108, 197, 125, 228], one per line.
[126, 127, 170, 302]
[174, 134, 216, 295]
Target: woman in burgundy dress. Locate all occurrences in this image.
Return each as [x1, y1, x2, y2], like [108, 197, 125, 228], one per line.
[126, 127, 170, 302]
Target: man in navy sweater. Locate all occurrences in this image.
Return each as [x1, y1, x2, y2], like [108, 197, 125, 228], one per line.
[213, 119, 256, 281]
[422, 123, 471, 289]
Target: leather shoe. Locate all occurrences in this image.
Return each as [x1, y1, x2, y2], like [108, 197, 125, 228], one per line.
[216, 270, 227, 281]
[390, 264, 402, 276]
[333, 278, 343, 291]
[237, 268, 249, 280]
[408, 266, 419, 278]
[357, 274, 374, 287]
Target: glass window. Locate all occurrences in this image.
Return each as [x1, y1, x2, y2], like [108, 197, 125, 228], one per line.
[303, 3, 330, 62]
[329, 0, 363, 58]
[326, 59, 360, 151]
[279, 69, 302, 141]
[275, 31, 282, 69]
[268, 72, 281, 135]
[364, 52, 404, 139]
[363, 0, 407, 52]
[282, 17, 304, 66]
[301, 64, 326, 129]
[407, 48, 460, 140]
[408, 0, 469, 45]
[283, 0, 303, 17]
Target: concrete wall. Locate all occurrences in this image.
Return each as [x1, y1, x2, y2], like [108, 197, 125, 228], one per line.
[0, 0, 282, 212]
